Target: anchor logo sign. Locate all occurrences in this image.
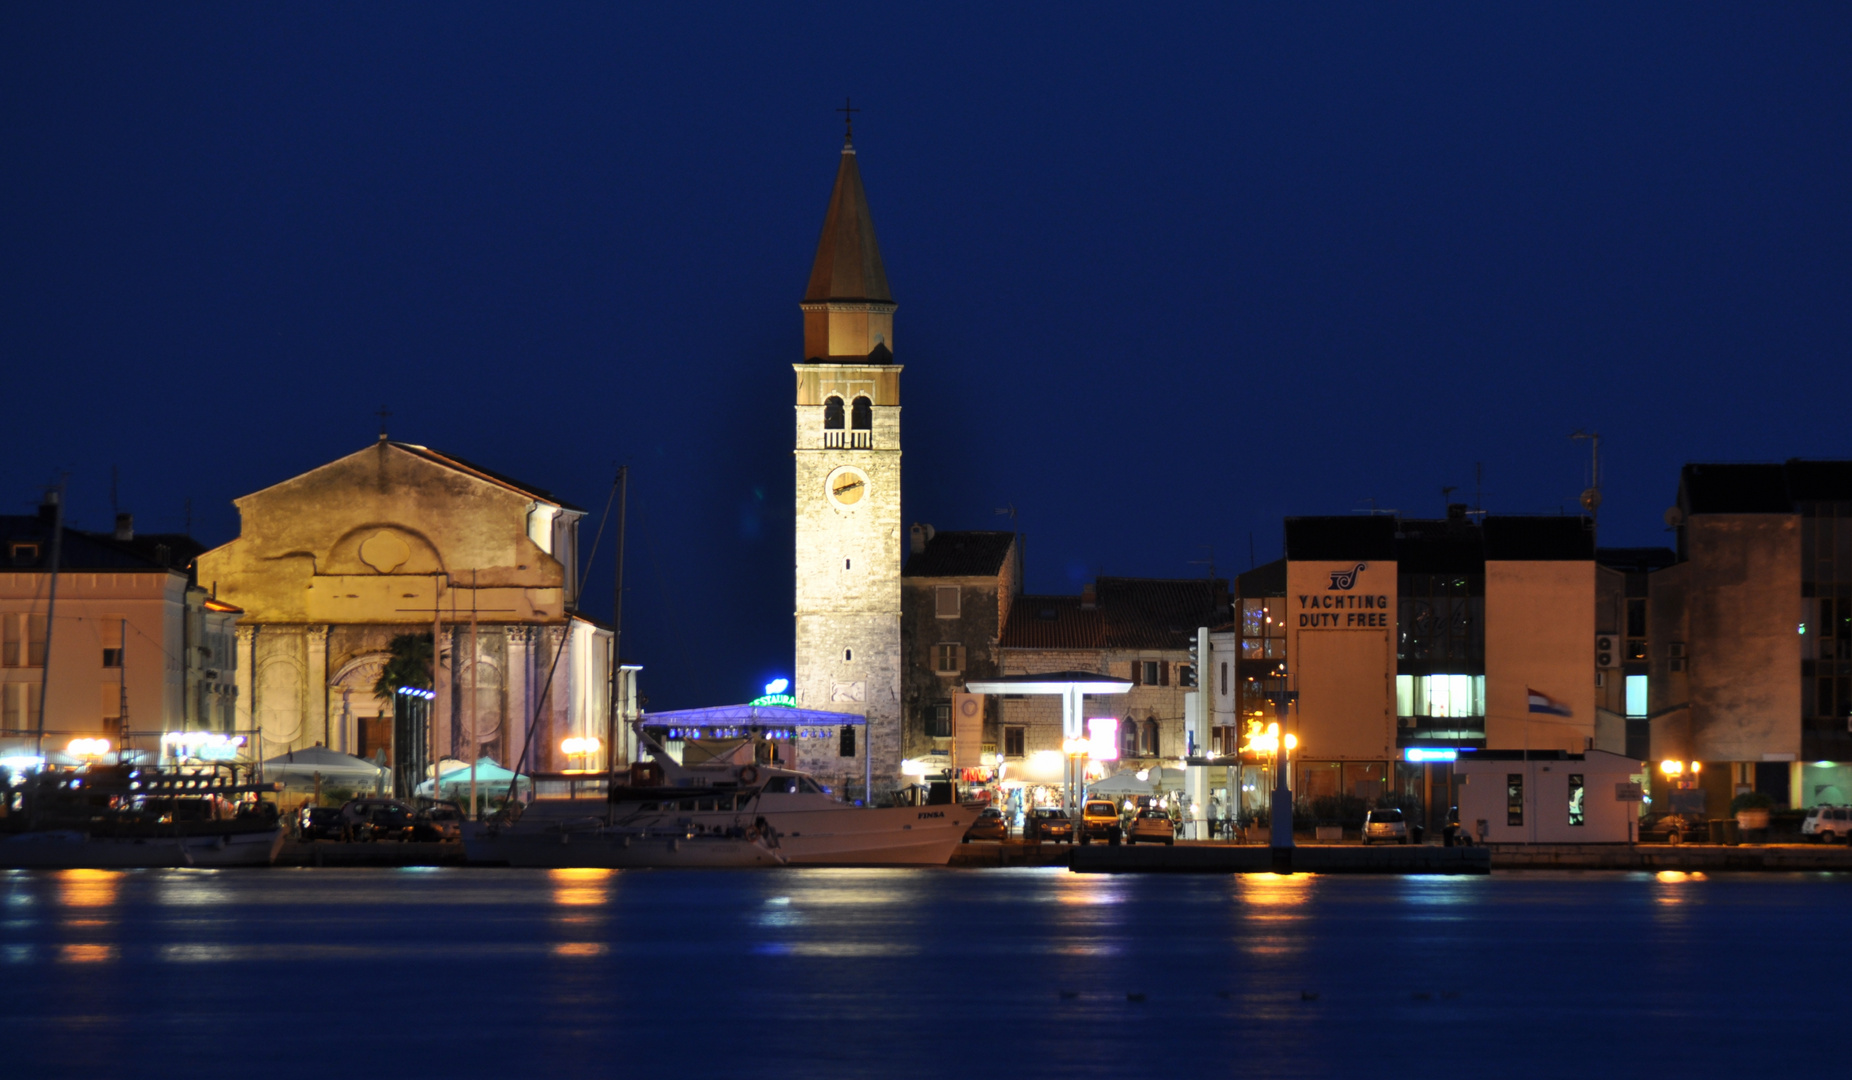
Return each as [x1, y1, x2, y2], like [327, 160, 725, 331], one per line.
[1327, 563, 1367, 590]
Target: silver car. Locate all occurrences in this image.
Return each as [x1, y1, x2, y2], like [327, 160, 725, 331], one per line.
[1362, 807, 1408, 845]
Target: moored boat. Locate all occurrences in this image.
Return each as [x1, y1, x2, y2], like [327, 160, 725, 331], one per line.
[0, 764, 285, 869]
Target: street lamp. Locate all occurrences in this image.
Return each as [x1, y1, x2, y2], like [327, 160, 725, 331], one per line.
[562, 736, 603, 771]
[1258, 671, 1298, 871]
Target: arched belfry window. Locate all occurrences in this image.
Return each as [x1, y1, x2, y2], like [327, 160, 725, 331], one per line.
[823, 397, 845, 430]
[851, 396, 872, 430]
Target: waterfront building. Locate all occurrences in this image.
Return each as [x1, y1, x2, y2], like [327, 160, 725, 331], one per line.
[791, 125, 904, 794]
[1235, 509, 1600, 828]
[1, 496, 240, 760]
[195, 440, 621, 777]
[996, 577, 1227, 798]
[1455, 748, 1640, 843]
[1644, 460, 1852, 811]
[899, 527, 1020, 778]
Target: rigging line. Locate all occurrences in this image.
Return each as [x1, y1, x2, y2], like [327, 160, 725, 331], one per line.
[503, 470, 622, 799]
[577, 468, 622, 606]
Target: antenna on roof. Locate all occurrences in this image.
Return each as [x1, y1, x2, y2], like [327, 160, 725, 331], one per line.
[994, 504, 1017, 526]
[1189, 544, 1216, 581]
[1571, 430, 1601, 524]
[111, 465, 119, 518]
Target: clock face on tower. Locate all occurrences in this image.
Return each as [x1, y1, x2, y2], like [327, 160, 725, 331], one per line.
[825, 465, 869, 507]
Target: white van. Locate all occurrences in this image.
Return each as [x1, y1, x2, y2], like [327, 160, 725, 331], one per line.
[1801, 805, 1852, 843]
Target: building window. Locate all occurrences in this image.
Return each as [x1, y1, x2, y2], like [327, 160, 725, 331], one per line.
[934, 643, 963, 675]
[1507, 773, 1524, 827]
[1178, 664, 1196, 688]
[102, 649, 123, 669]
[9, 542, 39, 566]
[1398, 574, 1485, 666]
[1568, 774, 1585, 827]
[935, 586, 960, 618]
[839, 727, 856, 758]
[1240, 598, 1287, 659]
[851, 396, 872, 430]
[1, 614, 48, 668]
[1395, 674, 1486, 719]
[1132, 660, 1162, 686]
[844, 648, 853, 662]
[1219, 661, 1229, 696]
[1003, 726, 1025, 757]
[1141, 717, 1160, 756]
[1, 683, 41, 730]
[927, 703, 952, 738]
[1121, 717, 1139, 758]
[823, 396, 845, 430]
[1625, 675, 1647, 718]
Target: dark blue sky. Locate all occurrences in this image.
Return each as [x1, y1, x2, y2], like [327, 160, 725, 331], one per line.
[5, 4, 1850, 708]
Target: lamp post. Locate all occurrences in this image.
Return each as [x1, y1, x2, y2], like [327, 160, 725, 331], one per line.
[1259, 671, 1298, 872]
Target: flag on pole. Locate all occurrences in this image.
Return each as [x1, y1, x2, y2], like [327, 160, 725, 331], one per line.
[1526, 687, 1572, 717]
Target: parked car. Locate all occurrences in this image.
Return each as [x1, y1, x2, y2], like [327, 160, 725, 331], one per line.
[1638, 811, 1706, 845]
[1362, 807, 1408, 845]
[339, 797, 420, 842]
[1078, 800, 1123, 845]
[963, 806, 1008, 843]
[1801, 805, 1852, 843]
[297, 805, 345, 842]
[1025, 807, 1075, 844]
[1126, 808, 1175, 845]
[416, 801, 464, 841]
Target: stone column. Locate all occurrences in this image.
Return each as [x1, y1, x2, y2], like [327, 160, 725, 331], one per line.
[505, 626, 531, 775]
[545, 624, 569, 775]
[305, 625, 329, 748]
[234, 625, 256, 744]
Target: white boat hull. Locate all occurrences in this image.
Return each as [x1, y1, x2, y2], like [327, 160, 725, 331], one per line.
[0, 827, 286, 869]
[463, 824, 784, 868]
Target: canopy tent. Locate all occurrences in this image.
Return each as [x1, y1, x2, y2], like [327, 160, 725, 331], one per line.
[1087, 771, 1155, 796]
[262, 746, 388, 784]
[415, 757, 530, 799]
[966, 672, 1134, 811]
[641, 704, 867, 728]
[1147, 767, 1189, 792]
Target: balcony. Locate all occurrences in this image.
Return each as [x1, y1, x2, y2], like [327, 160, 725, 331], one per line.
[823, 429, 871, 450]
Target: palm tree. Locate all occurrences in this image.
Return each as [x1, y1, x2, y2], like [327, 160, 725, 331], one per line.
[373, 632, 433, 704]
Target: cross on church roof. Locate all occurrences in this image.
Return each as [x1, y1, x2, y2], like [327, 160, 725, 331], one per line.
[376, 405, 391, 441]
[837, 96, 859, 141]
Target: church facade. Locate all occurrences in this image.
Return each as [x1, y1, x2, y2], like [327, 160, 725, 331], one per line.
[791, 128, 904, 794]
[197, 440, 622, 778]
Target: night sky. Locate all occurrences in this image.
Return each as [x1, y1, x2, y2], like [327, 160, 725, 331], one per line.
[5, 4, 1849, 708]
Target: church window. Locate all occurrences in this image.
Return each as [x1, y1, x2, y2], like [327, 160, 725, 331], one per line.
[935, 586, 960, 618]
[845, 558, 851, 570]
[839, 727, 856, 757]
[851, 396, 872, 430]
[844, 648, 853, 662]
[823, 397, 845, 429]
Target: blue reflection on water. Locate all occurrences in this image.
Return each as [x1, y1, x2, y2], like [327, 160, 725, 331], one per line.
[0, 867, 1847, 1077]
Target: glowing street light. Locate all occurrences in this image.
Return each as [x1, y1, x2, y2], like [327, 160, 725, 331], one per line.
[66, 737, 111, 760]
[561, 736, 602, 768]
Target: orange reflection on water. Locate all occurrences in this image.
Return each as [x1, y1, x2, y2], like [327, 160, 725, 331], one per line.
[549, 868, 612, 907]
[59, 944, 116, 964]
[58, 869, 120, 909]
[1236, 873, 1312, 958]
[1653, 869, 1706, 906]
[551, 942, 607, 957]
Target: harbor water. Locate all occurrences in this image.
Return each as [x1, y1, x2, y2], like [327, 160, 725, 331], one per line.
[2, 867, 1846, 1078]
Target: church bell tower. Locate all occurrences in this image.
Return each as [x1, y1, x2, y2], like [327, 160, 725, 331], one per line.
[792, 119, 902, 793]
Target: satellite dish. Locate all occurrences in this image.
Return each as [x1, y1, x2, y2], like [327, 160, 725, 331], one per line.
[1580, 488, 1602, 513]
[1664, 506, 1686, 529]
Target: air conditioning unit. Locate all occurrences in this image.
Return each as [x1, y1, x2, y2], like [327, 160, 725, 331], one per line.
[1669, 642, 1686, 659]
[1595, 634, 1619, 669]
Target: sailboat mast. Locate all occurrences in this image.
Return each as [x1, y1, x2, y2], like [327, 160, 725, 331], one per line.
[607, 465, 628, 786]
[33, 480, 66, 758]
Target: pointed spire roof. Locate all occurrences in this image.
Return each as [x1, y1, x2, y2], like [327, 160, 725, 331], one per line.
[804, 138, 892, 304]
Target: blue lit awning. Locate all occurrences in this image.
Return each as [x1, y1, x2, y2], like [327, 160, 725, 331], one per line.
[642, 704, 866, 727]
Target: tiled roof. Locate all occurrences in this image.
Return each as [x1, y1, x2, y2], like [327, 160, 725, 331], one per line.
[1001, 577, 1228, 652]
[804, 140, 891, 305]
[902, 531, 1015, 578]
[0, 516, 175, 572]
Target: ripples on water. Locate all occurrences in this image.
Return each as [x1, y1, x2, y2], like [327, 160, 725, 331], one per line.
[2, 867, 1846, 1078]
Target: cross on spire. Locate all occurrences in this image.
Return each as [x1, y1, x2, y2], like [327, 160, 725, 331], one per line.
[376, 405, 391, 441]
[837, 96, 859, 142]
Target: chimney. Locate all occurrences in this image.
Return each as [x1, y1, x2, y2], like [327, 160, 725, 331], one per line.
[114, 513, 134, 541]
[38, 490, 60, 524]
[909, 523, 935, 556]
[1446, 503, 1469, 527]
[1080, 583, 1097, 610]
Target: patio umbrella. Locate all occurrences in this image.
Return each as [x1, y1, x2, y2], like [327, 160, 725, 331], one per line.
[415, 756, 531, 798]
[262, 746, 389, 784]
[1088, 771, 1155, 796]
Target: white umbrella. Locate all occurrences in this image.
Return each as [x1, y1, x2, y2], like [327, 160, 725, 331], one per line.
[1088, 771, 1155, 796]
[262, 746, 388, 784]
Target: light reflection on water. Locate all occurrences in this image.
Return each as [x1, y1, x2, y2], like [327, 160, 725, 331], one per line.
[0, 868, 1847, 1077]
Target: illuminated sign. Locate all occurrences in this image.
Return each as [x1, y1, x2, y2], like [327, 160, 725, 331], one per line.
[1403, 747, 1459, 763]
[161, 731, 247, 761]
[1087, 716, 1119, 761]
[749, 677, 796, 708]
